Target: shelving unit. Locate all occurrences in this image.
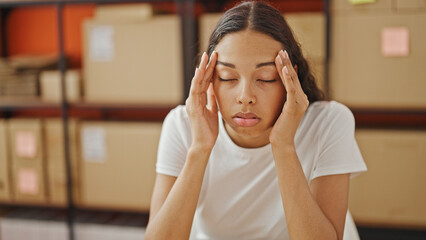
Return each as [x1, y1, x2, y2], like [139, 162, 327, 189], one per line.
[0, 1, 194, 239]
[1, 0, 425, 240]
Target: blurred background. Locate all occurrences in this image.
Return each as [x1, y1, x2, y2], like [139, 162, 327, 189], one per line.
[0, 0, 425, 239]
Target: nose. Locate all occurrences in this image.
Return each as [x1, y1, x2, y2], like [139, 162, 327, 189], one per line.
[237, 82, 256, 105]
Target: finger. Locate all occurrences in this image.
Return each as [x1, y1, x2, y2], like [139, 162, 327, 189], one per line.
[280, 50, 297, 81]
[197, 52, 209, 82]
[207, 83, 217, 112]
[202, 51, 218, 91]
[282, 50, 303, 91]
[275, 52, 285, 83]
[198, 52, 209, 76]
[282, 66, 296, 98]
[189, 67, 200, 94]
[198, 51, 209, 70]
[190, 53, 208, 94]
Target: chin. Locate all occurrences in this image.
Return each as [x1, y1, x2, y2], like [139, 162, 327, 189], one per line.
[226, 120, 271, 138]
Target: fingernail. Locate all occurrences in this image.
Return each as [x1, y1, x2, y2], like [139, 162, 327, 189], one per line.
[195, 67, 199, 74]
[284, 50, 289, 59]
[284, 66, 289, 74]
[277, 55, 283, 65]
[280, 50, 285, 59]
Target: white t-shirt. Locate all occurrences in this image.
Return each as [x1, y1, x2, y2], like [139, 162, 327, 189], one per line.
[156, 101, 367, 240]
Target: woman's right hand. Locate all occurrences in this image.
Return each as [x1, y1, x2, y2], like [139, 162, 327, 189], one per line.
[185, 51, 219, 152]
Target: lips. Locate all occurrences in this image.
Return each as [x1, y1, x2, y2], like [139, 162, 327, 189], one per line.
[232, 112, 260, 127]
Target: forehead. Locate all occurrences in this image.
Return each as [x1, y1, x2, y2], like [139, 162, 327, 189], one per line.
[214, 30, 283, 64]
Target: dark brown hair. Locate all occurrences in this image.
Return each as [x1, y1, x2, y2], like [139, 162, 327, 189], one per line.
[206, 1, 325, 102]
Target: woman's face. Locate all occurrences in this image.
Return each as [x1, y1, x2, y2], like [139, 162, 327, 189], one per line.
[213, 30, 287, 148]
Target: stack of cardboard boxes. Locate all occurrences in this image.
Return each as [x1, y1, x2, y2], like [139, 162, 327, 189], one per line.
[39, 70, 82, 103]
[0, 120, 11, 201]
[0, 55, 58, 97]
[6, 3, 183, 105]
[0, 118, 77, 205]
[44, 119, 79, 205]
[330, 0, 426, 228]
[0, 5, 171, 238]
[8, 119, 47, 204]
[0, 117, 162, 212]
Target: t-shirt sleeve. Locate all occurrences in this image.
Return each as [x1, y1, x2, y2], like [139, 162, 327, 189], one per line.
[156, 105, 191, 177]
[311, 102, 367, 180]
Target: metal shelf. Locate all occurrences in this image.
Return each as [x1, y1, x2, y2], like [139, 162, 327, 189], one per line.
[0, 1, 193, 240]
[0, 0, 174, 7]
[0, 98, 175, 120]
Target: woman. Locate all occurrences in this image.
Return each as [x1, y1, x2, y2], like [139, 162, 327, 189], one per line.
[146, 1, 367, 239]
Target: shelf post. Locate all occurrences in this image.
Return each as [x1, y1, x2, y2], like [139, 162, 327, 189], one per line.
[324, 0, 330, 98]
[176, 0, 197, 101]
[56, 3, 75, 240]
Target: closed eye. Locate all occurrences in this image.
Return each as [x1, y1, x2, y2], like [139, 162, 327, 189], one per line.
[257, 79, 277, 83]
[219, 77, 237, 82]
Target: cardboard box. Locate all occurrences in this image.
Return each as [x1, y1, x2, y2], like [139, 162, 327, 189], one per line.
[95, 3, 153, 21]
[8, 118, 46, 203]
[309, 59, 326, 92]
[200, 13, 326, 61]
[350, 129, 426, 227]
[79, 121, 162, 211]
[395, 0, 426, 12]
[199, 13, 222, 53]
[331, 0, 393, 13]
[83, 15, 183, 104]
[11, 158, 46, 203]
[0, 120, 11, 201]
[285, 13, 326, 61]
[40, 70, 82, 103]
[44, 119, 79, 206]
[330, 12, 426, 108]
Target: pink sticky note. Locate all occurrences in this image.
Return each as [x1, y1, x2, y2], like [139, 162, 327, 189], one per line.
[381, 27, 409, 57]
[18, 169, 39, 195]
[15, 131, 37, 158]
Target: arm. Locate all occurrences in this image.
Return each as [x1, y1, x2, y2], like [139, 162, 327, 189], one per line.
[146, 148, 211, 240]
[272, 145, 349, 240]
[145, 51, 218, 240]
[270, 50, 348, 240]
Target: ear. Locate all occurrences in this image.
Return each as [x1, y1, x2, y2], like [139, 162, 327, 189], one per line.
[294, 64, 298, 73]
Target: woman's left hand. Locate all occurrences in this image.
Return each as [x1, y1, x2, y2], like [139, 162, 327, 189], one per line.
[269, 50, 309, 147]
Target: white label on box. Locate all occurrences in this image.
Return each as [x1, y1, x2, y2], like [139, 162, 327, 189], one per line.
[90, 26, 115, 62]
[82, 127, 106, 163]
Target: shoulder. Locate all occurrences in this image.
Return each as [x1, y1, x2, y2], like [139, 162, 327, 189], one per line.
[301, 101, 355, 140]
[162, 105, 191, 137]
[159, 105, 192, 150]
[163, 105, 191, 128]
[166, 105, 189, 122]
[307, 101, 354, 124]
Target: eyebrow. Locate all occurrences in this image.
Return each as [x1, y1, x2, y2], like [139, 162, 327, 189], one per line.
[217, 61, 275, 69]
